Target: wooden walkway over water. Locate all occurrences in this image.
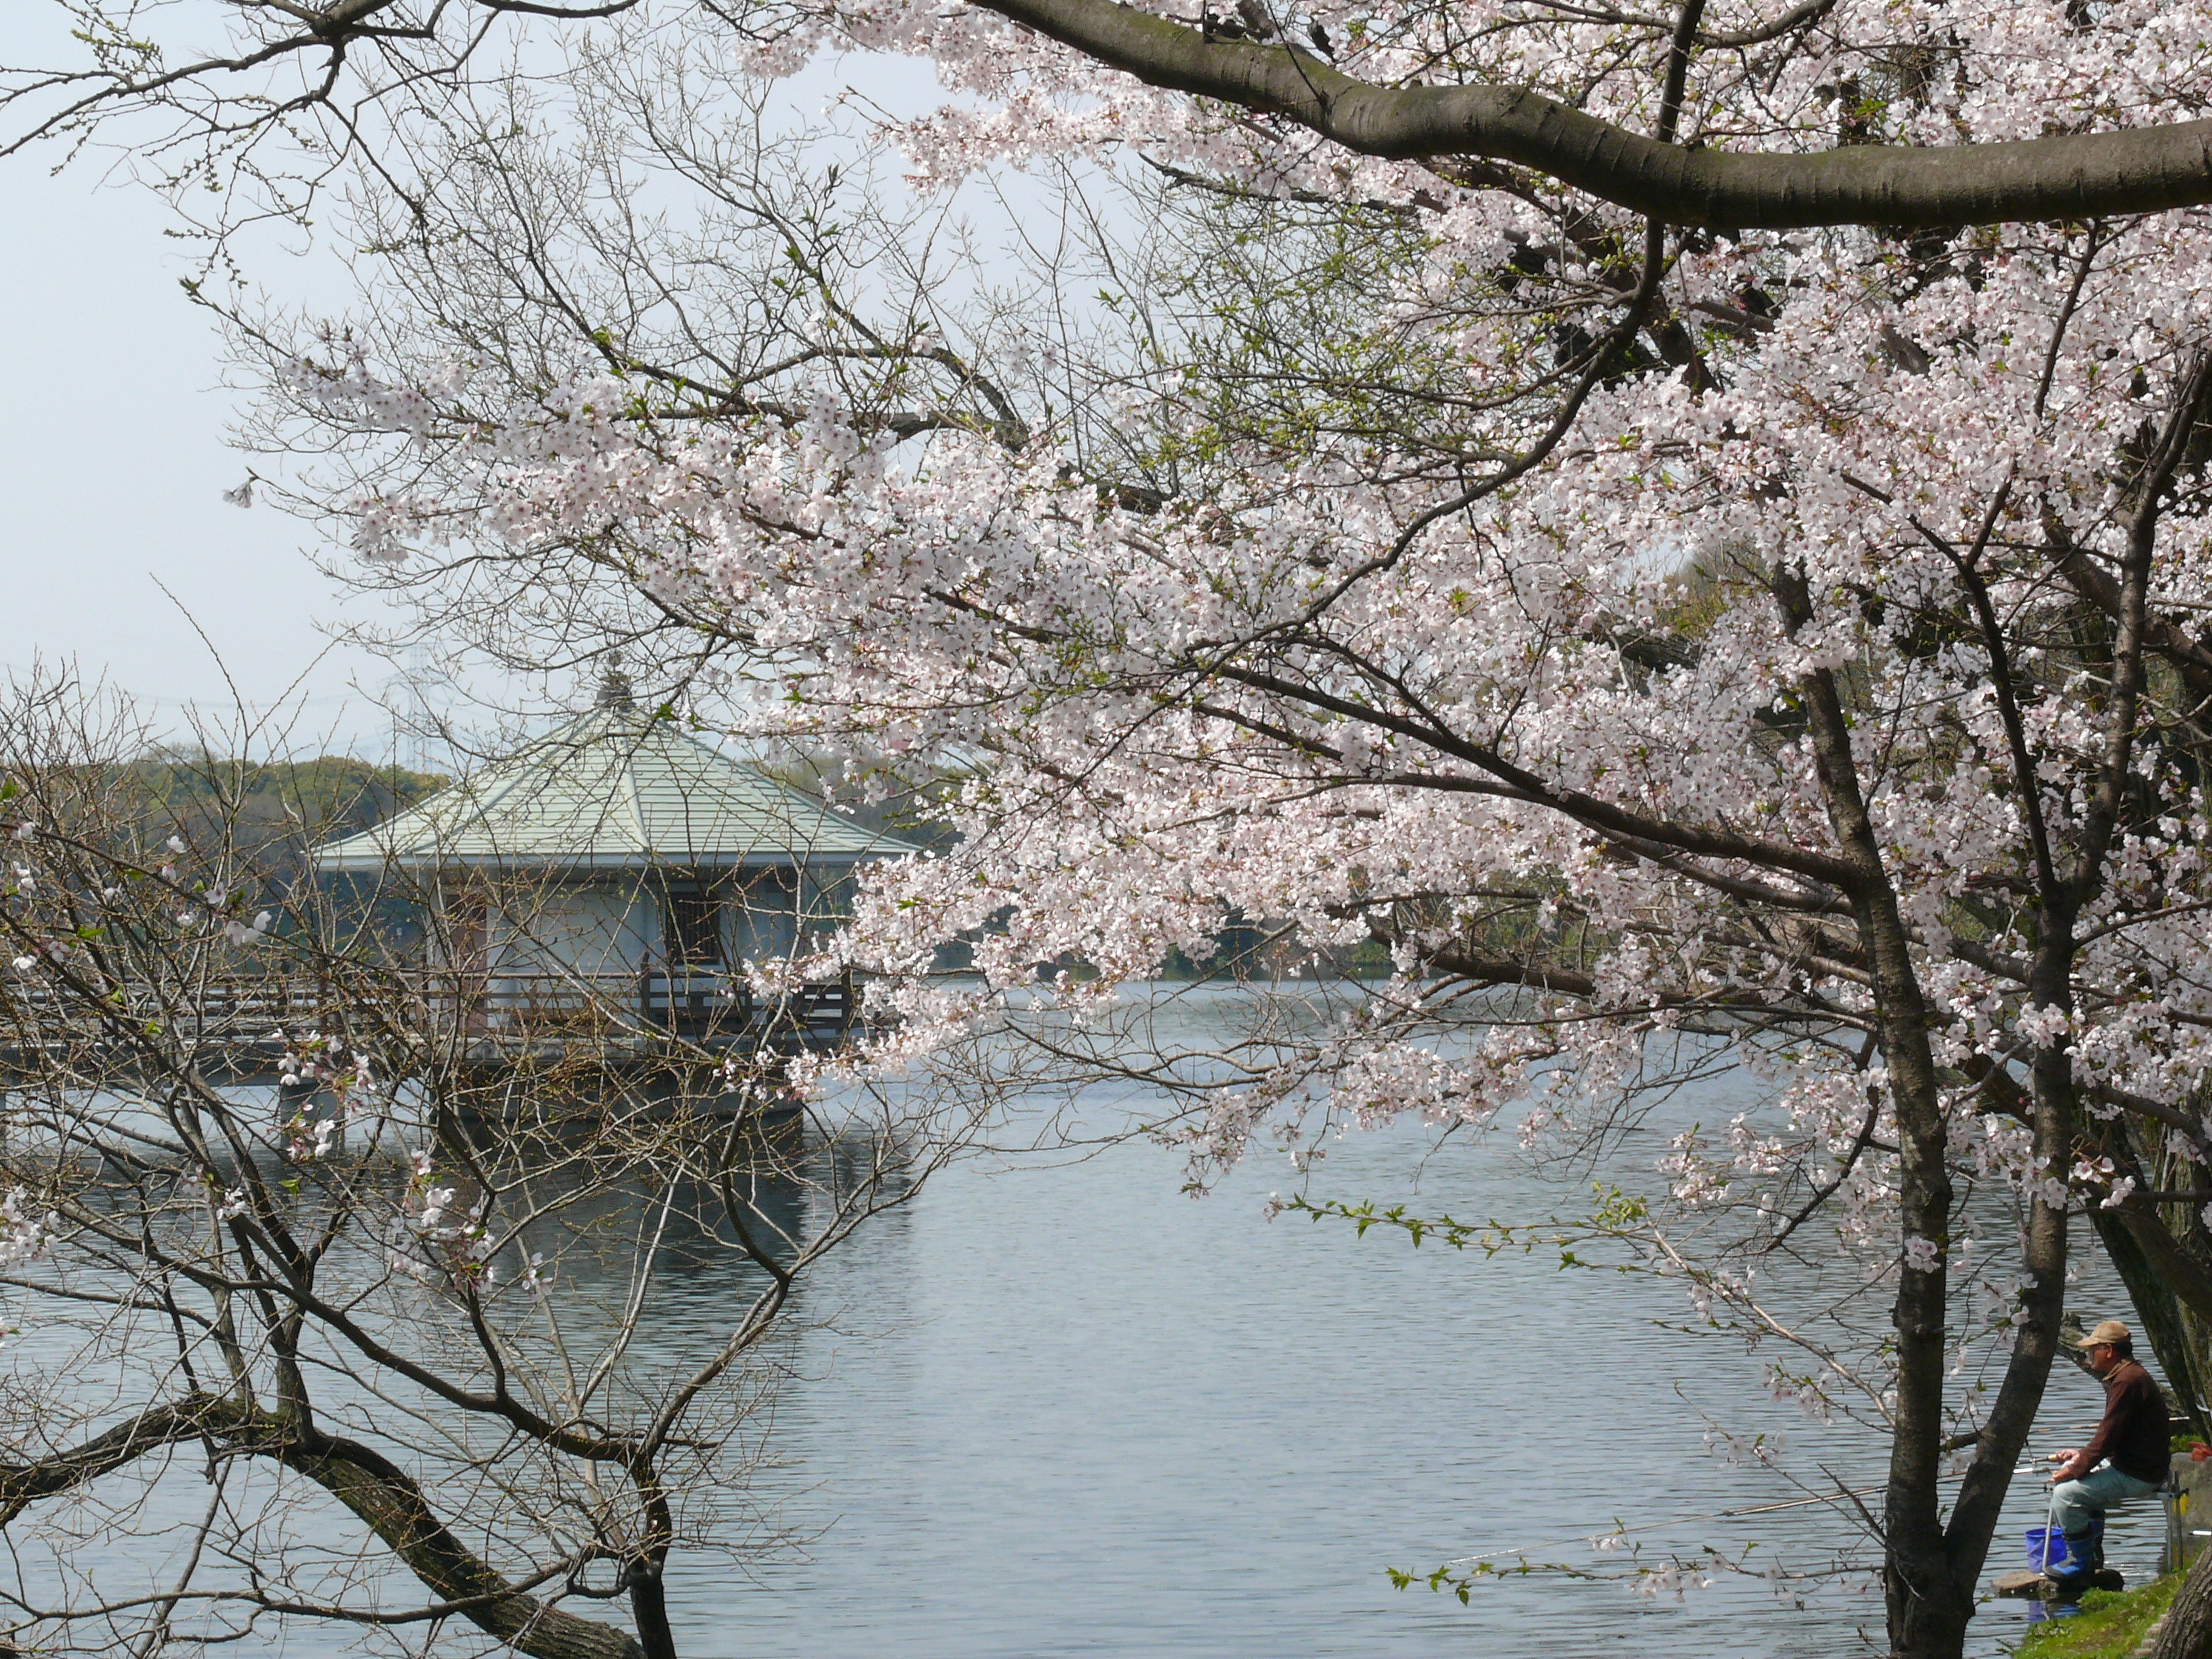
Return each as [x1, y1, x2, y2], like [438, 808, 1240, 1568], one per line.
[0, 968, 865, 1082]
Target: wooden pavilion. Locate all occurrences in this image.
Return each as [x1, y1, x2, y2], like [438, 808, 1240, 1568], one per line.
[312, 685, 914, 1047]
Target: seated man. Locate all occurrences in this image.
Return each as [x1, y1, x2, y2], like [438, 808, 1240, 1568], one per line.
[2046, 1319, 2169, 1594]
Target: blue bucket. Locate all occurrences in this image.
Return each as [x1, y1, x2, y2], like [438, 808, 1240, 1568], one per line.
[2026, 1526, 2074, 1575]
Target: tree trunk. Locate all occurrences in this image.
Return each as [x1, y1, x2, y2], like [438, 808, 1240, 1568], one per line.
[629, 1570, 679, 1659]
[2136, 1537, 2212, 1659]
[0, 1395, 648, 1659]
[2091, 1200, 2212, 1440]
[273, 1428, 647, 1659]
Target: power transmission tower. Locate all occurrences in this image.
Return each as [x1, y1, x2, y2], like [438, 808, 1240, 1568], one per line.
[389, 642, 449, 775]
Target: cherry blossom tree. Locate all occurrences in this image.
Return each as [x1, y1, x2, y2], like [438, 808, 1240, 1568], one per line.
[27, 1, 2212, 1656]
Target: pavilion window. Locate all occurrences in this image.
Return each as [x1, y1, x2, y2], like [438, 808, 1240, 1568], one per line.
[665, 889, 723, 966]
[443, 890, 488, 972]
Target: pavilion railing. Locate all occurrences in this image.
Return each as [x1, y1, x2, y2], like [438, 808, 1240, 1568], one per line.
[1, 966, 862, 1053]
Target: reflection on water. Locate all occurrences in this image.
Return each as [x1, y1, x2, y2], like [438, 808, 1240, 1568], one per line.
[636, 1111, 2142, 1658]
[2, 991, 2150, 1657]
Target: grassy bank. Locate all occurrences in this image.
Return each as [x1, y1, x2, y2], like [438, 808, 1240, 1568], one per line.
[2013, 1574, 2182, 1657]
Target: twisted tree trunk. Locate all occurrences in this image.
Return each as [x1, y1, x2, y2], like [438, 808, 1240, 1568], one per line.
[269, 1428, 645, 1659]
[0, 1393, 646, 1659]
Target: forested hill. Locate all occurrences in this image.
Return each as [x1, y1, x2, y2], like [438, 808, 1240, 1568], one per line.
[125, 754, 446, 882]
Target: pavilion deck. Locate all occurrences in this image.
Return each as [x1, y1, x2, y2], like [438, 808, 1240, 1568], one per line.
[0, 967, 865, 1082]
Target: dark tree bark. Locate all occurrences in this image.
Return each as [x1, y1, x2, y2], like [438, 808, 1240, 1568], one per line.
[975, 0, 2212, 229]
[33, 0, 2212, 235]
[1794, 656, 2013, 1659]
[2090, 1201, 2212, 1441]
[2139, 1545, 2212, 1659]
[269, 1428, 646, 1659]
[0, 1393, 646, 1659]
[0, 1395, 261, 1523]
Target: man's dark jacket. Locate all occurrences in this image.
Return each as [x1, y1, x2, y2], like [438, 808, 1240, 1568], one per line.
[2077, 1358, 2168, 1484]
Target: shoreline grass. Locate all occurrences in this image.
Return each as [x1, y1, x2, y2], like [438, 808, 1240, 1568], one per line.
[2011, 1572, 2182, 1657]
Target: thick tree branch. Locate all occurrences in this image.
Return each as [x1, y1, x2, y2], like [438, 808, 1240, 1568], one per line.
[0, 1394, 643, 1659]
[973, 0, 2212, 229]
[268, 1427, 643, 1659]
[0, 1394, 256, 1525]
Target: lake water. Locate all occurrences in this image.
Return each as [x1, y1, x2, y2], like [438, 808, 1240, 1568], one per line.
[5, 990, 2156, 1657]
[629, 1013, 2148, 1659]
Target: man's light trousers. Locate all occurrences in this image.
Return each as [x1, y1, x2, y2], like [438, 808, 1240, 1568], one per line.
[2052, 1464, 2160, 1536]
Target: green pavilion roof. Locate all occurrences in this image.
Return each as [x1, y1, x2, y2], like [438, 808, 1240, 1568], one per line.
[312, 705, 915, 872]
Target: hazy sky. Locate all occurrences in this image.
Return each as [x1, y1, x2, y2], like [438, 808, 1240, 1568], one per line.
[1, 13, 398, 755]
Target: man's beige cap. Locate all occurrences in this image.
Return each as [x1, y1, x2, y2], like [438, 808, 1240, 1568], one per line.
[2069, 1319, 2132, 1349]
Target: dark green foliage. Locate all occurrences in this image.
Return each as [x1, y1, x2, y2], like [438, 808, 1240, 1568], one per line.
[115, 754, 445, 957]
[126, 752, 445, 873]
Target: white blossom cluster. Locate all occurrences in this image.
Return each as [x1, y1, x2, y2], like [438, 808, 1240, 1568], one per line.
[0, 1188, 52, 1269]
[383, 1150, 501, 1292]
